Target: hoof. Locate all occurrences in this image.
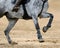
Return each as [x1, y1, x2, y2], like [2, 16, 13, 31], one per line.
[39, 38, 44, 43]
[9, 41, 18, 45]
[42, 26, 48, 33]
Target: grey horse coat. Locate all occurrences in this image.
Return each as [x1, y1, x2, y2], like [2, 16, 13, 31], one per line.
[0, 0, 24, 18]
[25, 0, 48, 17]
[0, 0, 54, 44]
[0, 0, 48, 19]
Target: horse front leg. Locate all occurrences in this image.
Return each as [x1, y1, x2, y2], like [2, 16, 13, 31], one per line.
[4, 18, 18, 44]
[32, 15, 44, 42]
[40, 13, 54, 32]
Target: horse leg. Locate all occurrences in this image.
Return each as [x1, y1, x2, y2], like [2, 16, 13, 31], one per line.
[4, 18, 18, 44]
[32, 14, 44, 42]
[40, 13, 54, 32]
[4, 13, 18, 44]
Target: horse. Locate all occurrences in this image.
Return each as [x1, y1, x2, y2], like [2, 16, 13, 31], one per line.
[0, 0, 54, 44]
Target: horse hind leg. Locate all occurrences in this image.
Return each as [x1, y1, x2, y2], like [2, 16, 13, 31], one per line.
[40, 13, 54, 32]
[4, 15, 18, 44]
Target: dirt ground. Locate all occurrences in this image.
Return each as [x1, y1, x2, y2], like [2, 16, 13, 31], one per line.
[0, 0, 60, 48]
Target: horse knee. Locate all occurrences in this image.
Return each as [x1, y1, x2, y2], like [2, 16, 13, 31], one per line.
[4, 30, 9, 35]
[49, 14, 54, 19]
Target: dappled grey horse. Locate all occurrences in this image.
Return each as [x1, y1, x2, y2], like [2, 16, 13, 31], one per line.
[0, 0, 53, 44]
